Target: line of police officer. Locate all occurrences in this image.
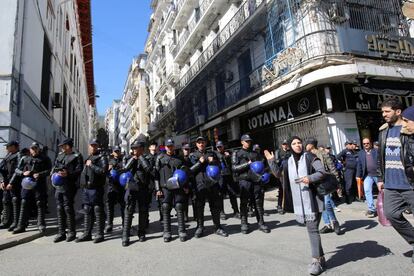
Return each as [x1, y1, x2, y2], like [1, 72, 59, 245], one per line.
[0, 132, 272, 246]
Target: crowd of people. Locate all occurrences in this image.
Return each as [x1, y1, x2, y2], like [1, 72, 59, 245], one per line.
[1, 98, 414, 275]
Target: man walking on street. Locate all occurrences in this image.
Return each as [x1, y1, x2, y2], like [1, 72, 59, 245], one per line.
[356, 138, 379, 218]
[377, 99, 414, 263]
[337, 141, 358, 204]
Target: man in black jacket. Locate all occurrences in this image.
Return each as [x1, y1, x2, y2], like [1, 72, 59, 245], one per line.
[13, 142, 52, 234]
[232, 134, 270, 234]
[377, 100, 414, 263]
[121, 138, 151, 246]
[0, 141, 21, 231]
[190, 136, 228, 238]
[182, 143, 196, 221]
[154, 138, 188, 242]
[144, 142, 158, 223]
[105, 146, 125, 233]
[76, 139, 108, 243]
[274, 139, 290, 214]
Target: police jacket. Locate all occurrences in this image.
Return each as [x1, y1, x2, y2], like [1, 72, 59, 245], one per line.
[52, 151, 84, 185]
[144, 153, 157, 190]
[336, 149, 357, 170]
[0, 151, 20, 184]
[14, 154, 52, 186]
[275, 148, 291, 166]
[154, 153, 185, 191]
[232, 148, 262, 181]
[80, 152, 108, 189]
[377, 123, 414, 185]
[123, 155, 151, 189]
[108, 155, 123, 183]
[189, 149, 219, 187]
[214, 150, 232, 176]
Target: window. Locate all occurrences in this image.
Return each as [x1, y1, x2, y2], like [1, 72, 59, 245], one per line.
[41, 35, 52, 110]
[62, 85, 67, 133]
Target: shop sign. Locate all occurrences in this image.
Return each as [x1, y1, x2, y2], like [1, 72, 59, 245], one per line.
[242, 91, 320, 131]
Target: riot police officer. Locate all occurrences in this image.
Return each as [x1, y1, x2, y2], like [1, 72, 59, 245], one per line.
[0, 141, 21, 231]
[105, 146, 125, 233]
[215, 141, 239, 219]
[13, 142, 52, 234]
[52, 138, 83, 242]
[232, 134, 270, 234]
[190, 136, 228, 238]
[76, 139, 108, 243]
[155, 138, 189, 242]
[121, 138, 151, 247]
[337, 141, 358, 204]
[182, 143, 196, 221]
[144, 142, 158, 222]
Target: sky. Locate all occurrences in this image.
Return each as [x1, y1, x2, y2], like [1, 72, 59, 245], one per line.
[91, 0, 152, 115]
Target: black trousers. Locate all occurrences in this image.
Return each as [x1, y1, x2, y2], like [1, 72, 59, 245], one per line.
[384, 188, 414, 245]
[195, 184, 221, 226]
[218, 175, 239, 213]
[124, 188, 149, 235]
[239, 179, 263, 216]
[344, 168, 356, 196]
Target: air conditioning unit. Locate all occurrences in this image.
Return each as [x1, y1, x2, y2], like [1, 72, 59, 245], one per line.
[52, 93, 62, 109]
[222, 70, 233, 82]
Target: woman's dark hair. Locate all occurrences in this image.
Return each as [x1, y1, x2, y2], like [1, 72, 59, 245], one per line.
[381, 98, 404, 111]
[288, 136, 302, 147]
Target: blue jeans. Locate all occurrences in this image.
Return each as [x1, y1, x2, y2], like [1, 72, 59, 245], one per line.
[322, 194, 337, 224]
[364, 175, 378, 212]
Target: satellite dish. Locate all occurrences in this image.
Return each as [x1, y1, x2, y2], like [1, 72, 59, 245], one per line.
[402, 1, 414, 20]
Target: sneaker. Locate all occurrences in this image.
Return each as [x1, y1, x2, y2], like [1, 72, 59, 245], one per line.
[319, 225, 333, 234]
[334, 207, 341, 212]
[366, 210, 376, 218]
[308, 260, 324, 275]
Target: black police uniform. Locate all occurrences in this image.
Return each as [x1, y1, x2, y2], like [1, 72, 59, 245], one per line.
[190, 149, 228, 238]
[52, 148, 83, 242]
[215, 149, 239, 218]
[13, 151, 52, 234]
[155, 152, 188, 242]
[105, 155, 125, 233]
[77, 151, 108, 243]
[144, 152, 158, 222]
[121, 154, 151, 246]
[182, 152, 196, 221]
[0, 150, 21, 230]
[274, 147, 291, 213]
[232, 148, 270, 234]
[337, 147, 358, 202]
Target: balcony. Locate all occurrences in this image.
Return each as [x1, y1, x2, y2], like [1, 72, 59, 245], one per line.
[154, 98, 176, 124]
[177, 0, 265, 92]
[172, 0, 231, 64]
[172, 0, 198, 30]
[167, 63, 181, 85]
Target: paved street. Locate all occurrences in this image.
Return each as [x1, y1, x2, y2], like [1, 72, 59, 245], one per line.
[1, 196, 413, 276]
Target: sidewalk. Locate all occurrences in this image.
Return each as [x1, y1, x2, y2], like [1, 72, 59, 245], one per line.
[0, 190, 83, 250]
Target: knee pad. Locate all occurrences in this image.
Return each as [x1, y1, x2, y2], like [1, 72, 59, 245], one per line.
[126, 204, 134, 214]
[84, 205, 92, 214]
[94, 205, 103, 213]
[36, 200, 42, 207]
[11, 197, 19, 204]
[161, 203, 171, 212]
[175, 203, 183, 212]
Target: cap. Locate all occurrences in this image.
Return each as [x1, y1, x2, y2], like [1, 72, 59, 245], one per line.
[89, 139, 99, 146]
[30, 142, 40, 149]
[252, 144, 261, 151]
[58, 138, 74, 147]
[165, 138, 174, 146]
[402, 106, 414, 121]
[113, 146, 121, 152]
[282, 139, 288, 145]
[5, 140, 19, 147]
[345, 141, 351, 145]
[351, 140, 358, 145]
[240, 134, 253, 141]
[216, 141, 224, 147]
[182, 143, 190, 150]
[131, 140, 145, 149]
[196, 136, 206, 142]
[305, 138, 318, 148]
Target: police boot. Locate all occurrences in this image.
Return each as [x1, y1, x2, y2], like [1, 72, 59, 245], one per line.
[213, 209, 228, 237]
[13, 199, 28, 234]
[76, 206, 92, 242]
[105, 201, 114, 233]
[94, 205, 105, 243]
[230, 196, 240, 219]
[8, 197, 20, 231]
[138, 209, 147, 242]
[65, 205, 76, 242]
[194, 207, 204, 238]
[36, 200, 46, 234]
[122, 209, 133, 247]
[255, 199, 270, 233]
[183, 201, 189, 222]
[176, 203, 187, 242]
[54, 205, 66, 243]
[192, 199, 198, 221]
[162, 203, 172, 242]
[0, 201, 12, 229]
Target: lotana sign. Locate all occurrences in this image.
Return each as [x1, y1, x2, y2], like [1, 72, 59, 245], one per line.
[243, 91, 320, 131]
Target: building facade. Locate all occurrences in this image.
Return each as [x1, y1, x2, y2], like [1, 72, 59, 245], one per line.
[105, 100, 121, 149]
[144, 0, 414, 153]
[0, 0, 95, 158]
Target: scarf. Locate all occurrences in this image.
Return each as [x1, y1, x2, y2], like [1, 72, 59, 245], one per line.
[287, 153, 317, 223]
